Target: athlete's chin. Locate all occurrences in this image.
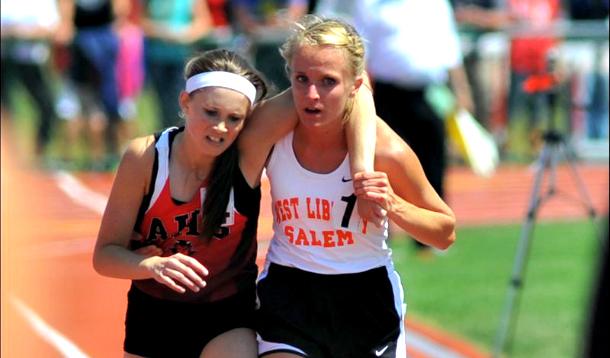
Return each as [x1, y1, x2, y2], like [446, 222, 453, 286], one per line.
[202, 143, 230, 157]
[299, 113, 327, 126]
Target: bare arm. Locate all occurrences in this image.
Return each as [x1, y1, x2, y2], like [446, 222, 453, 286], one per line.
[55, 0, 75, 44]
[238, 89, 298, 187]
[346, 74, 386, 226]
[354, 119, 456, 249]
[448, 65, 474, 114]
[93, 137, 208, 293]
[346, 73, 376, 174]
[94, 136, 159, 278]
[183, 0, 214, 43]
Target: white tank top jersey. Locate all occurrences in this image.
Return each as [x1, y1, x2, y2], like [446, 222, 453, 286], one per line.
[265, 131, 392, 274]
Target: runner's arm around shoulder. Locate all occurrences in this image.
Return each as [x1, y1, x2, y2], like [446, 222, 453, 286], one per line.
[346, 72, 376, 174]
[237, 88, 298, 187]
[346, 74, 386, 226]
[93, 135, 161, 278]
[360, 119, 456, 250]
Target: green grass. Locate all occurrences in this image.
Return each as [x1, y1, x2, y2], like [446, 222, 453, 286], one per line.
[390, 219, 602, 357]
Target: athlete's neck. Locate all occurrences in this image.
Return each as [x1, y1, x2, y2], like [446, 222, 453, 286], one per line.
[294, 121, 346, 152]
[172, 132, 215, 180]
[293, 123, 347, 174]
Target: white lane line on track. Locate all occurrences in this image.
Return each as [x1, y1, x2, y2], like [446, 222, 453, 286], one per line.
[11, 296, 90, 358]
[28, 237, 97, 258]
[54, 171, 107, 216]
[406, 329, 463, 358]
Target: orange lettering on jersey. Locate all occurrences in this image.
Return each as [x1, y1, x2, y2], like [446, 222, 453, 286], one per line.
[284, 227, 356, 248]
[274, 200, 285, 222]
[295, 227, 310, 246]
[310, 230, 322, 246]
[306, 197, 332, 221]
[322, 230, 335, 248]
[285, 225, 295, 243]
[321, 199, 330, 221]
[282, 199, 292, 220]
[337, 230, 354, 246]
[276, 198, 301, 223]
[290, 198, 300, 219]
[306, 197, 315, 219]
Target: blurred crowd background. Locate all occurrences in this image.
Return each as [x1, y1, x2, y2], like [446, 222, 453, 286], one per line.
[1, 0, 608, 171]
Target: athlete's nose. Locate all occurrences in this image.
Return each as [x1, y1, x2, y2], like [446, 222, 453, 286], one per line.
[305, 84, 320, 101]
[215, 120, 228, 132]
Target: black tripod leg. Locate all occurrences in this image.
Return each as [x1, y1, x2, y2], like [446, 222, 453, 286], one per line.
[558, 141, 597, 220]
[493, 144, 551, 357]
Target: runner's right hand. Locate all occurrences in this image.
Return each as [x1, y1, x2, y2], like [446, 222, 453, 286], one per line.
[141, 254, 209, 294]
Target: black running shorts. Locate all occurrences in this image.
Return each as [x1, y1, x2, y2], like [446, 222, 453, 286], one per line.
[256, 263, 404, 358]
[124, 285, 256, 358]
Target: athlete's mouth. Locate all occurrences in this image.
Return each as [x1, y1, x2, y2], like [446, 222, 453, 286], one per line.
[304, 107, 321, 114]
[207, 135, 224, 143]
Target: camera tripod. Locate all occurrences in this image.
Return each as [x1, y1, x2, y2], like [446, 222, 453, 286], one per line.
[492, 86, 598, 357]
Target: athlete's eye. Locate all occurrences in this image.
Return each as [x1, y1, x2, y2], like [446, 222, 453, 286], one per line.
[295, 75, 308, 83]
[205, 109, 218, 117]
[322, 77, 337, 86]
[228, 115, 243, 123]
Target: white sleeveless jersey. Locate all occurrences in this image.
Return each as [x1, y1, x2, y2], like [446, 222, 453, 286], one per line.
[265, 131, 392, 274]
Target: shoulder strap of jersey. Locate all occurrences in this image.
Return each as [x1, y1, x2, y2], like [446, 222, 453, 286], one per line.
[133, 129, 167, 232]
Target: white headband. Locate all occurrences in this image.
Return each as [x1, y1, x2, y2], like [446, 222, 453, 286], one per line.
[185, 71, 257, 104]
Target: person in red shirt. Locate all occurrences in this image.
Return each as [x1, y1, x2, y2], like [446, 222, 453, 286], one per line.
[506, 0, 562, 158]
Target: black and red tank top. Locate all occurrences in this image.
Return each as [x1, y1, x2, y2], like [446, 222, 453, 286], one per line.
[130, 127, 261, 303]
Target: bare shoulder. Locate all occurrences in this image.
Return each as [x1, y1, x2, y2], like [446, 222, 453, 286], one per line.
[116, 135, 157, 192]
[373, 117, 446, 209]
[373, 117, 419, 171]
[122, 135, 156, 165]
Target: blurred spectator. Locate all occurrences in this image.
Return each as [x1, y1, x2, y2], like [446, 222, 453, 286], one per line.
[452, 0, 511, 128]
[0, 0, 60, 159]
[567, 0, 609, 141]
[349, 0, 473, 254]
[452, 0, 511, 30]
[140, 0, 213, 129]
[115, 0, 144, 145]
[232, 0, 307, 92]
[55, 0, 130, 170]
[196, 0, 234, 51]
[504, 0, 563, 159]
[207, 0, 231, 30]
[453, 0, 567, 160]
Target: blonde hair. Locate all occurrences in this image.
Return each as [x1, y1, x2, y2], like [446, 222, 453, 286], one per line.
[280, 15, 365, 78]
[280, 15, 366, 124]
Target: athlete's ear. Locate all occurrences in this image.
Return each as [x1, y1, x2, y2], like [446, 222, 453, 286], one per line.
[350, 76, 364, 97]
[179, 90, 191, 113]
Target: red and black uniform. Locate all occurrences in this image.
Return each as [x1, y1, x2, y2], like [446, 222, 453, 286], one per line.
[124, 127, 261, 357]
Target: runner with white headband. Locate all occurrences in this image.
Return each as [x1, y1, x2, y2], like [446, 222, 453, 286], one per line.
[93, 47, 379, 358]
[185, 71, 258, 105]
